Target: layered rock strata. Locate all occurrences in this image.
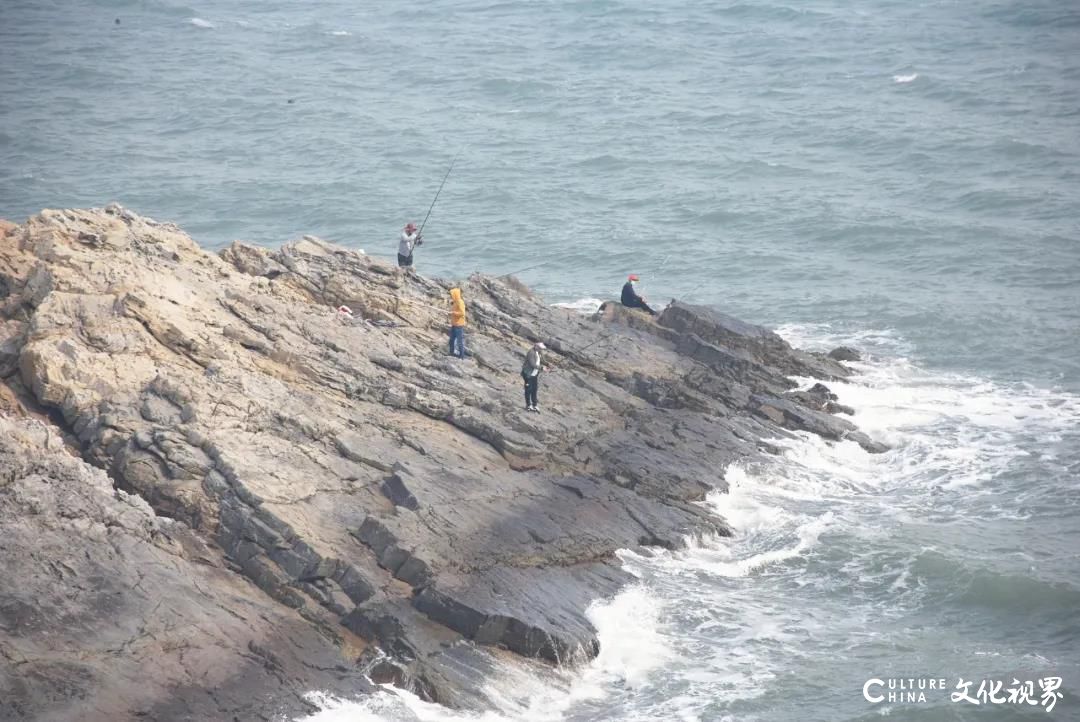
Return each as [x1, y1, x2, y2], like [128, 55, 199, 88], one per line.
[0, 207, 880, 719]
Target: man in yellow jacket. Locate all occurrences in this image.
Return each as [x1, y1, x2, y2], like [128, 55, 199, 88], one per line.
[448, 288, 467, 358]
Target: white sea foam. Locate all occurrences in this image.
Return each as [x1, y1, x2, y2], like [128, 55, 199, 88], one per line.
[297, 584, 671, 721]
[584, 585, 673, 689]
[188, 17, 215, 29]
[675, 514, 831, 578]
[328, 30, 351, 36]
[551, 297, 603, 315]
[301, 688, 501, 721]
[893, 72, 919, 83]
[780, 333, 1080, 494]
[774, 322, 912, 356]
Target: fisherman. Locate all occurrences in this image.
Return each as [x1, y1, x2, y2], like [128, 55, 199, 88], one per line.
[397, 222, 422, 268]
[448, 288, 467, 358]
[621, 274, 656, 315]
[521, 342, 546, 412]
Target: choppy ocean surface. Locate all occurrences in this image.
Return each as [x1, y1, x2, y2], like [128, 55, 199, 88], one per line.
[2, 1, 1078, 720]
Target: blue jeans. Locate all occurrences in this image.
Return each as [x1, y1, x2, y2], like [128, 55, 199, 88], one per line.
[449, 327, 466, 357]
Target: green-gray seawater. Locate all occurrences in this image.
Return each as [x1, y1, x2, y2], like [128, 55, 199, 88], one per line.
[2, 1, 1077, 719]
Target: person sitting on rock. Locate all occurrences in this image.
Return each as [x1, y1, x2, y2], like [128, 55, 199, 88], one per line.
[521, 342, 546, 412]
[448, 288, 467, 358]
[621, 274, 656, 315]
[397, 222, 422, 268]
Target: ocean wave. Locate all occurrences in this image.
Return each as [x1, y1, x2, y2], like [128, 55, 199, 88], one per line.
[662, 513, 832, 579]
[301, 687, 507, 720]
[893, 72, 919, 83]
[983, 5, 1080, 28]
[774, 322, 914, 358]
[187, 17, 214, 29]
[713, 2, 833, 22]
[583, 585, 674, 689]
[479, 77, 558, 96]
[571, 153, 630, 170]
[911, 550, 1080, 613]
[780, 354, 1080, 492]
[297, 585, 672, 721]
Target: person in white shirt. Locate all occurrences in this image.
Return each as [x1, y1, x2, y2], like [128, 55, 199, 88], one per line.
[397, 222, 422, 268]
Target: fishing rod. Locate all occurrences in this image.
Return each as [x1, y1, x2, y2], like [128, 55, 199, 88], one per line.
[418, 145, 466, 235]
[497, 260, 552, 279]
[577, 330, 616, 354]
[497, 249, 587, 281]
[357, 288, 448, 314]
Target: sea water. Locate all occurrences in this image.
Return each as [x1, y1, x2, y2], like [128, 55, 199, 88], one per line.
[1, 1, 1077, 719]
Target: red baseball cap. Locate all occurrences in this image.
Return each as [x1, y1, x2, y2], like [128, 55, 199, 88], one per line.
[628, 274, 639, 281]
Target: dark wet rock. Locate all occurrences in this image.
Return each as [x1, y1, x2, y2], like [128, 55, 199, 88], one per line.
[786, 381, 856, 416]
[0, 207, 888, 715]
[658, 302, 851, 380]
[750, 394, 886, 453]
[381, 469, 421, 510]
[829, 345, 862, 362]
[807, 382, 837, 401]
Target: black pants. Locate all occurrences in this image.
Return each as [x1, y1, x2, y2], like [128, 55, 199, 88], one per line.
[623, 299, 656, 315]
[397, 253, 413, 268]
[523, 374, 539, 408]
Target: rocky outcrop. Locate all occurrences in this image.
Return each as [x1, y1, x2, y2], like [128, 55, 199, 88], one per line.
[828, 345, 861, 362]
[0, 414, 374, 722]
[0, 206, 883, 717]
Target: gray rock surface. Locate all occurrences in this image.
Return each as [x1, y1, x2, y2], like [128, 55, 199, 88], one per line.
[828, 345, 862, 362]
[0, 207, 882, 717]
[0, 414, 373, 722]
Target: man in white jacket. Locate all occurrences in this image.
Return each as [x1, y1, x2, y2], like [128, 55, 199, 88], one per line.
[397, 222, 422, 268]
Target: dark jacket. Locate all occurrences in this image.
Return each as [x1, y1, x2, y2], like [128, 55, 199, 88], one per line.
[621, 281, 644, 308]
[521, 347, 543, 378]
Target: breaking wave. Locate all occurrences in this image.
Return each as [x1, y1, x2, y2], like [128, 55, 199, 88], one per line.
[298, 586, 671, 721]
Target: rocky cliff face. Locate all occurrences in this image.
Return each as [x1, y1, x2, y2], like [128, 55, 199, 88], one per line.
[0, 206, 880, 720]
